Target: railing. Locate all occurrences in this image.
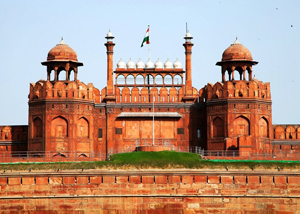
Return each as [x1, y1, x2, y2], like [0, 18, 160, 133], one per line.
[1, 145, 300, 163]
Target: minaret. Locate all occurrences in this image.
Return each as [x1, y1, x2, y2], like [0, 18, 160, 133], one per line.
[182, 28, 195, 102]
[104, 30, 115, 100]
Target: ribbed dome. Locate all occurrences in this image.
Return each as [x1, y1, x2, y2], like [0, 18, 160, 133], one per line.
[47, 38, 78, 61]
[117, 58, 126, 68]
[126, 58, 135, 69]
[136, 59, 145, 69]
[145, 59, 154, 68]
[222, 38, 253, 61]
[164, 59, 172, 69]
[155, 59, 163, 68]
[173, 59, 182, 68]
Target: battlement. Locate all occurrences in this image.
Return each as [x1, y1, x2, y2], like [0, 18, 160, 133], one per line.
[201, 79, 271, 101]
[29, 80, 101, 103]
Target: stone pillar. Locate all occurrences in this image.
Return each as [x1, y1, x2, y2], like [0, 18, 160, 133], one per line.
[222, 68, 226, 83]
[248, 68, 253, 81]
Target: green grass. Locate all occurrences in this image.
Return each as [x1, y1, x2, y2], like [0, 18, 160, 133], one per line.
[0, 151, 300, 171]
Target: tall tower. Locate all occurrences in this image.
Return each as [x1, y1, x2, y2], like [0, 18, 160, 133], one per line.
[104, 30, 116, 102]
[182, 30, 195, 102]
[205, 38, 272, 154]
[28, 39, 97, 157]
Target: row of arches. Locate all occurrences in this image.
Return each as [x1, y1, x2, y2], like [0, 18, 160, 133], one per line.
[114, 87, 198, 103]
[116, 74, 183, 86]
[222, 66, 253, 82]
[212, 116, 268, 138]
[47, 66, 78, 81]
[274, 126, 300, 140]
[33, 116, 89, 138]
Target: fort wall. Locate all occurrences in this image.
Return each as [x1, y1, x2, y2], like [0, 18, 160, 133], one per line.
[0, 170, 300, 213]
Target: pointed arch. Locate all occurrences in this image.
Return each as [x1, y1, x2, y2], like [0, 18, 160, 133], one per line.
[213, 117, 224, 137]
[77, 117, 89, 138]
[33, 117, 42, 138]
[233, 116, 250, 136]
[51, 116, 68, 137]
[259, 117, 268, 138]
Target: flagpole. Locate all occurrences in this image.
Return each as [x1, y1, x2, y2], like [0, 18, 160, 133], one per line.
[153, 88, 154, 146]
[148, 25, 151, 60]
[147, 24, 154, 147]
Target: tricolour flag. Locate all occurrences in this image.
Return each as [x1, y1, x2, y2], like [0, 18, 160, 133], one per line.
[141, 27, 150, 47]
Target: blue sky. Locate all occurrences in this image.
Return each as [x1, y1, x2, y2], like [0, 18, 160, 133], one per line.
[0, 0, 299, 125]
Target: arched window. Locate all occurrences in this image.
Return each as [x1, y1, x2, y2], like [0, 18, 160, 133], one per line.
[57, 67, 67, 81]
[51, 116, 68, 137]
[259, 117, 268, 138]
[233, 116, 250, 136]
[174, 75, 182, 85]
[50, 70, 55, 81]
[213, 117, 224, 137]
[126, 74, 134, 85]
[145, 74, 153, 85]
[136, 74, 144, 85]
[155, 75, 163, 85]
[117, 75, 125, 85]
[69, 69, 75, 81]
[33, 117, 42, 138]
[164, 75, 172, 85]
[77, 117, 89, 138]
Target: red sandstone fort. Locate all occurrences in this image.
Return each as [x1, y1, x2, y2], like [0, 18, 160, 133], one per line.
[0, 30, 298, 159]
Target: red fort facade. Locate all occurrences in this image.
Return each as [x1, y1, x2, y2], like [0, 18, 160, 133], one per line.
[0, 31, 298, 158]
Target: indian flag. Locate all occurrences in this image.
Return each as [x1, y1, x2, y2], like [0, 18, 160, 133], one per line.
[141, 27, 150, 47]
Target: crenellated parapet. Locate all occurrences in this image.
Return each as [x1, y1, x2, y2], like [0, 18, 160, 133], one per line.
[200, 79, 271, 102]
[273, 125, 300, 140]
[29, 80, 100, 103]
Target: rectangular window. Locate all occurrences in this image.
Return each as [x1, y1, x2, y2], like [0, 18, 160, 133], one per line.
[115, 128, 122, 135]
[177, 128, 184, 134]
[98, 129, 102, 138]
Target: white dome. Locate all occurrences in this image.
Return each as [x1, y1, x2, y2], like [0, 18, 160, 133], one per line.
[136, 59, 145, 69]
[173, 59, 182, 69]
[107, 30, 113, 37]
[126, 58, 135, 69]
[155, 59, 163, 69]
[185, 31, 192, 38]
[164, 59, 173, 69]
[117, 58, 126, 68]
[145, 58, 154, 68]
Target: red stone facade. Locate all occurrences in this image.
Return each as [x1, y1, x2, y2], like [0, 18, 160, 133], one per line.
[0, 32, 298, 158]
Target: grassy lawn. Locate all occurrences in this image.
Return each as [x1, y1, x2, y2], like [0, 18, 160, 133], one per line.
[0, 151, 300, 171]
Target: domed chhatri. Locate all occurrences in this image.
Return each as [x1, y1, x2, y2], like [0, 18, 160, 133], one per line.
[126, 58, 135, 69]
[155, 59, 163, 69]
[216, 38, 258, 83]
[173, 59, 182, 69]
[221, 38, 253, 62]
[47, 38, 78, 62]
[145, 58, 154, 68]
[164, 59, 173, 69]
[136, 59, 145, 69]
[117, 58, 126, 69]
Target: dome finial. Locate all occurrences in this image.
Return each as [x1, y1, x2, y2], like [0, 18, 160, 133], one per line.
[58, 37, 66, 45]
[233, 37, 241, 45]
